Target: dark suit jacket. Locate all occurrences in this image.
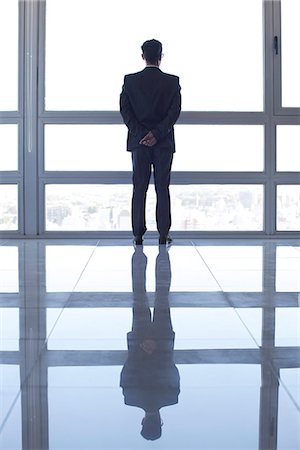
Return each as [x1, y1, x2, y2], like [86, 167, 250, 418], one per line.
[120, 329, 180, 411]
[120, 67, 181, 152]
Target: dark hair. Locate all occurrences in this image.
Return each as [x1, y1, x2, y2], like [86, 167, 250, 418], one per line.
[141, 39, 162, 65]
[140, 414, 162, 441]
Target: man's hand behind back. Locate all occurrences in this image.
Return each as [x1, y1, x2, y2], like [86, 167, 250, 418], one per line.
[139, 131, 157, 147]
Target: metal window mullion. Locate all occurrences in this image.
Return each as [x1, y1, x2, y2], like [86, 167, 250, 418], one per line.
[263, 0, 276, 236]
[264, 121, 277, 235]
[24, 0, 39, 235]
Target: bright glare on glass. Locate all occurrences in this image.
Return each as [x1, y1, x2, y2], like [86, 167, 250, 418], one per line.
[0, 185, 18, 230]
[44, 124, 130, 171]
[277, 125, 300, 171]
[45, 0, 263, 111]
[0, 125, 18, 170]
[0, 0, 18, 111]
[45, 184, 263, 231]
[45, 124, 264, 172]
[281, 0, 300, 107]
[277, 185, 300, 231]
[173, 125, 264, 171]
[0, 247, 19, 293]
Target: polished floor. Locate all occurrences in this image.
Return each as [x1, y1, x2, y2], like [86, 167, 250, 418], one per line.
[0, 238, 299, 450]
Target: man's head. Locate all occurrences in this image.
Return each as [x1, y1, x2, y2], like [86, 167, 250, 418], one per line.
[141, 39, 163, 66]
[141, 413, 162, 440]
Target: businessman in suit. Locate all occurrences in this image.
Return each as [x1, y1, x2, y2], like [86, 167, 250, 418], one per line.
[120, 39, 181, 245]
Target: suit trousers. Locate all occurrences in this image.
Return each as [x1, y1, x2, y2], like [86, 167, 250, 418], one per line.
[131, 147, 173, 238]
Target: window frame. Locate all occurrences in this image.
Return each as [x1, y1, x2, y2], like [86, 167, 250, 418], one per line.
[273, 0, 300, 115]
[0, 0, 299, 238]
[0, 0, 25, 236]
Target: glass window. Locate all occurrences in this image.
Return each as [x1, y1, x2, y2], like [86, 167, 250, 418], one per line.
[44, 124, 130, 171]
[0, 185, 18, 231]
[45, 0, 263, 111]
[277, 185, 300, 231]
[45, 184, 263, 232]
[171, 185, 264, 231]
[277, 125, 300, 172]
[44, 124, 264, 172]
[0, 124, 18, 171]
[45, 184, 136, 231]
[0, 0, 18, 111]
[281, 0, 300, 107]
[46, 184, 263, 231]
[173, 125, 264, 171]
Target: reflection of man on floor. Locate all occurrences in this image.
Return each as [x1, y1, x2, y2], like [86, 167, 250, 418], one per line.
[120, 246, 180, 440]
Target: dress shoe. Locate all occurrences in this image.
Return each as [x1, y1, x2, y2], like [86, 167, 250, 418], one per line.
[133, 235, 143, 246]
[159, 235, 173, 245]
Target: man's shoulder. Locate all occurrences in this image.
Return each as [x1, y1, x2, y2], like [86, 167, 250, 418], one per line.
[160, 71, 180, 84]
[161, 71, 179, 79]
[124, 69, 179, 80]
[124, 70, 144, 80]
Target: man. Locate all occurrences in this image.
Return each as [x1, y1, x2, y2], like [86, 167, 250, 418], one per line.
[120, 39, 181, 245]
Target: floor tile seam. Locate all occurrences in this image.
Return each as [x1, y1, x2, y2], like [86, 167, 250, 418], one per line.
[0, 389, 21, 435]
[278, 378, 300, 413]
[44, 240, 101, 346]
[270, 361, 300, 413]
[0, 241, 102, 435]
[191, 241, 261, 349]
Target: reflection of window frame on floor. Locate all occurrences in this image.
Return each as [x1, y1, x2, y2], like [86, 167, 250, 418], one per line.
[0, 241, 299, 448]
[0, 0, 299, 237]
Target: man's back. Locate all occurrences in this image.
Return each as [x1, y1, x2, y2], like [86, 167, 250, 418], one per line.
[120, 66, 181, 152]
[123, 67, 180, 130]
